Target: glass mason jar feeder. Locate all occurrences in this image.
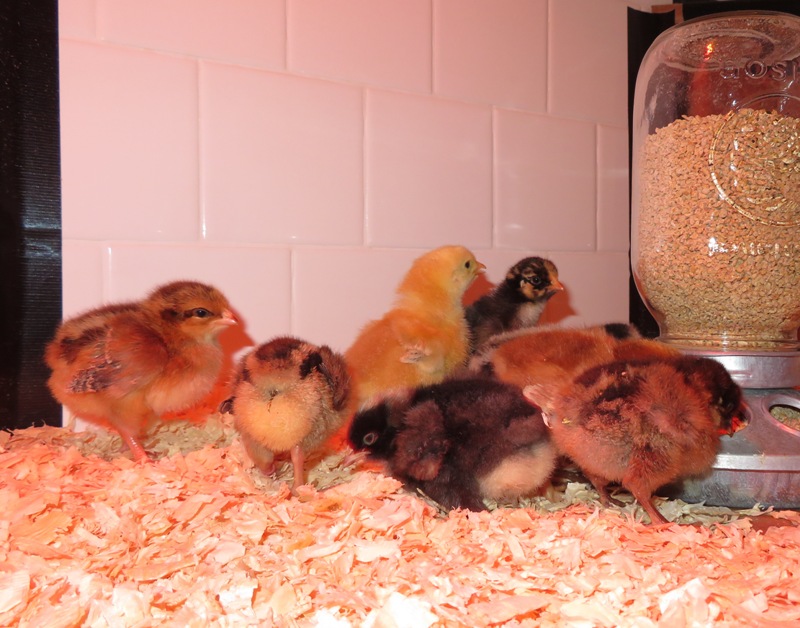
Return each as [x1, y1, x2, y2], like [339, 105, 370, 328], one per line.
[631, 11, 800, 352]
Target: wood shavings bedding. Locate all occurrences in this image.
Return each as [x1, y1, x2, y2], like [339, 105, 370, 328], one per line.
[1, 417, 799, 627]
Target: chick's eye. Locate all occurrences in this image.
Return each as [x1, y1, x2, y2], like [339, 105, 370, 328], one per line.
[363, 432, 379, 446]
[191, 308, 212, 319]
[525, 276, 544, 288]
[718, 396, 736, 413]
[464, 261, 471, 269]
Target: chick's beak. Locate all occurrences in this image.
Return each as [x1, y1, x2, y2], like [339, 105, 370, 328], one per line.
[728, 412, 749, 436]
[342, 449, 369, 468]
[548, 276, 565, 295]
[218, 309, 239, 327]
[721, 401, 750, 436]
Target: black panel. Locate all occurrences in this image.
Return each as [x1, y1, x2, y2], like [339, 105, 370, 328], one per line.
[0, 1, 62, 429]
[682, 1, 800, 20]
[627, 7, 676, 338]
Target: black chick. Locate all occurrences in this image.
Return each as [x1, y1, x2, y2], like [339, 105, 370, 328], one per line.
[348, 376, 556, 511]
[465, 257, 563, 355]
[523, 355, 747, 524]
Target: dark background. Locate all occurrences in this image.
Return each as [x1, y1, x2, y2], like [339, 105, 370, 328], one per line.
[1, 0, 62, 430]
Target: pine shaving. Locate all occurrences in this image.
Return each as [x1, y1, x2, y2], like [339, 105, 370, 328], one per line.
[1, 415, 799, 626]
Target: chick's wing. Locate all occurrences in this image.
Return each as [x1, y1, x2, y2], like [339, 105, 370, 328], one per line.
[501, 408, 549, 446]
[386, 312, 442, 361]
[393, 400, 450, 481]
[316, 345, 352, 411]
[69, 318, 169, 397]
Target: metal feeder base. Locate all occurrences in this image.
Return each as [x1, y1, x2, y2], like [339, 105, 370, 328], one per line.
[669, 388, 800, 509]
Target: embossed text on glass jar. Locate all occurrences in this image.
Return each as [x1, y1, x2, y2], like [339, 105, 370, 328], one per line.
[631, 11, 800, 351]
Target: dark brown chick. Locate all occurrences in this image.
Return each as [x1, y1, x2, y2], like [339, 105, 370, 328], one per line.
[45, 281, 238, 461]
[225, 336, 351, 490]
[348, 376, 556, 511]
[466, 257, 563, 354]
[523, 355, 747, 524]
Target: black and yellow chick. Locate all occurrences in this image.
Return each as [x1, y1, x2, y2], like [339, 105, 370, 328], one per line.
[465, 257, 563, 354]
[348, 376, 556, 512]
[523, 355, 747, 525]
[46, 280, 238, 461]
[224, 336, 351, 491]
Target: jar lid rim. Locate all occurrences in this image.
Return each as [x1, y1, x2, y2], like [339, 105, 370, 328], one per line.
[648, 9, 800, 68]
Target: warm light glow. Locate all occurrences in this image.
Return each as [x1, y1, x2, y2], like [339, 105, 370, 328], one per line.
[704, 40, 715, 59]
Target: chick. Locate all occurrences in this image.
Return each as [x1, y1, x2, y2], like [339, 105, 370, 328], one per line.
[345, 245, 485, 411]
[465, 257, 563, 354]
[225, 336, 351, 490]
[523, 355, 747, 524]
[348, 376, 556, 511]
[468, 323, 649, 392]
[45, 281, 237, 461]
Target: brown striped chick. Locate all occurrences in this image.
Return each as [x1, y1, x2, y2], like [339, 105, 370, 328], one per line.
[345, 245, 485, 411]
[466, 256, 563, 355]
[225, 336, 351, 490]
[45, 281, 238, 461]
[523, 355, 747, 524]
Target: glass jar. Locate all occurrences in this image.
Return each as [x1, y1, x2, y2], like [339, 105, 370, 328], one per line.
[631, 11, 800, 352]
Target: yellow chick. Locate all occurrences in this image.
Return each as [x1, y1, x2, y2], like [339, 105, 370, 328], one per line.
[225, 336, 351, 490]
[345, 245, 485, 410]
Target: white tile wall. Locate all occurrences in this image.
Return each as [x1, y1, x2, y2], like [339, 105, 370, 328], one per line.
[494, 109, 596, 250]
[433, 0, 548, 111]
[60, 41, 200, 241]
[365, 90, 493, 248]
[58, 0, 644, 376]
[98, 0, 286, 69]
[200, 62, 364, 245]
[597, 124, 631, 252]
[292, 247, 423, 350]
[549, 0, 630, 127]
[288, 0, 431, 92]
[59, 0, 95, 39]
[60, 240, 105, 318]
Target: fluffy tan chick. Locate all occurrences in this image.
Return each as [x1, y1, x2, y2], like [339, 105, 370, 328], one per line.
[228, 336, 351, 490]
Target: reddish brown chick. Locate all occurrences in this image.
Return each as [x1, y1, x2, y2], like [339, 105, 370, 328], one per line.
[523, 355, 747, 524]
[45, 281, 237, 460]
[468, 323, 639, 390]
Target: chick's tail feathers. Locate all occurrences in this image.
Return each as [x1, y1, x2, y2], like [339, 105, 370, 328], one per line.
[316, 345, 352, 412]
